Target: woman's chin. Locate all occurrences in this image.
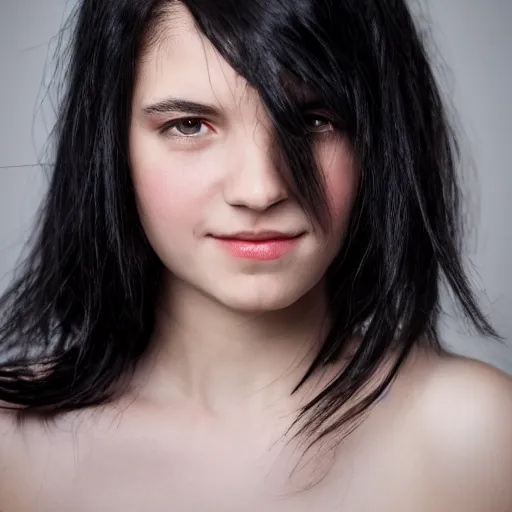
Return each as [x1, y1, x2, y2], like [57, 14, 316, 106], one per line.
[209, 279, 321, 315]
[215, 292, 301, 315]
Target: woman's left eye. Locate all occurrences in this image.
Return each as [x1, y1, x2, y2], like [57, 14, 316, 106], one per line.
[304, 114, 334, 133]
[161, 118, 212, 137]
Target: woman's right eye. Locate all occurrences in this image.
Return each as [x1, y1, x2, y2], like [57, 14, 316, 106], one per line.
[161, 118, 212, 138]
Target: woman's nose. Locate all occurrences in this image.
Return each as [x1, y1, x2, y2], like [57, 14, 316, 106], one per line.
[223, 133, 289, 211]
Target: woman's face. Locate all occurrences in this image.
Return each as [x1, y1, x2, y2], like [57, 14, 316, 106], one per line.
[129, 4, 360, 313]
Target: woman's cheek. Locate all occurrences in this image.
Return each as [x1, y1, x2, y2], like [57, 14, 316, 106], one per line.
[135, 167, 203, 239]
[320, 137, 361, 230]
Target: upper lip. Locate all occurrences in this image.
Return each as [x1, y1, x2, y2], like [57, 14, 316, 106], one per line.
[212, 231, 304, 241]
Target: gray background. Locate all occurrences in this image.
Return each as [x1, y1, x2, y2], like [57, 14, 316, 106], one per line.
[0, 1, 511, 373]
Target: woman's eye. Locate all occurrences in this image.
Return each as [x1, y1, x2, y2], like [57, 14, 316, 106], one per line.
[304, 114, 334, 133]
[163, 118, 211, 137]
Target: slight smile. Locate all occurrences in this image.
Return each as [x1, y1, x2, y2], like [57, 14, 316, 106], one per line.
[209, 232, 305, 261]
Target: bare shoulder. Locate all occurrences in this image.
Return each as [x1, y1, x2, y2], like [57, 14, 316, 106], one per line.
[416, 351, 512, 420]
[412, 352, 512, 511]
[0, 406, 26, 506]
[0, 402, 126, 511]
[0, 404, 21, 450]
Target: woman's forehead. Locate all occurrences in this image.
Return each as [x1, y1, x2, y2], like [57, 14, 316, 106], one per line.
[134, 6, 246, 105]
[136, 15, 314, 109]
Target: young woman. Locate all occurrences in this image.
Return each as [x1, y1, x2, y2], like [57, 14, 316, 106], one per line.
[1, 0, 511, 510]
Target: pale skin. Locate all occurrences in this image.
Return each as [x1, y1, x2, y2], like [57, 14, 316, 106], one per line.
[1, 4, 512, 511]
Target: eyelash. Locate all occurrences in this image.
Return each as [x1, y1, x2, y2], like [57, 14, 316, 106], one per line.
[159, 113, 336, 139]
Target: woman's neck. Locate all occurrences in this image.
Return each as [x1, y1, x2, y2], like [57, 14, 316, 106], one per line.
[131, 273, 335, 419]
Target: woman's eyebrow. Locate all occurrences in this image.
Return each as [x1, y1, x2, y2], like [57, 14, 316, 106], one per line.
[142, 97, 222, 117]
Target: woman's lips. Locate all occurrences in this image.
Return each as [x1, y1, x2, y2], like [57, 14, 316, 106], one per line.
[211, 234, 303, 261]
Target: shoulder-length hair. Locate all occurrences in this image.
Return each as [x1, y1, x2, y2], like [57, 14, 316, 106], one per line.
[0, 0, 498, 455]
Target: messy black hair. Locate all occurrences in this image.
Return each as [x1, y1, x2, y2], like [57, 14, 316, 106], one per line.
[0, 0, 498, 463]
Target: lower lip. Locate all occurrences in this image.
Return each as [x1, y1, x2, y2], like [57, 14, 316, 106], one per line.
[212, 235, 303, 261]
